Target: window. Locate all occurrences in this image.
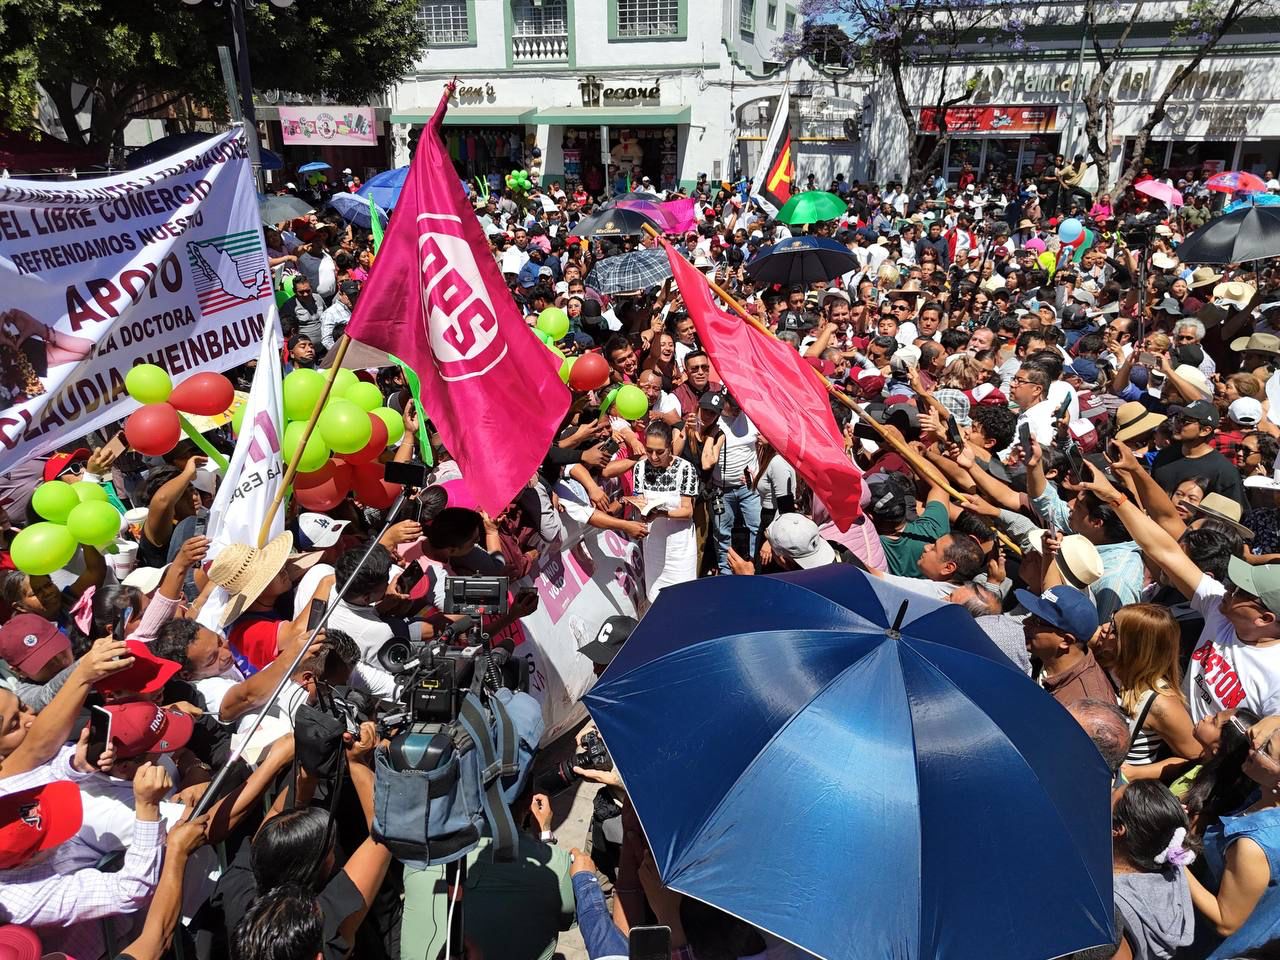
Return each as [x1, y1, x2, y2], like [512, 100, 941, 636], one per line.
[767, 1, 777, 27]
[785, 9, 796, 33]
[616, 0, 681, 37]
[511, 0, 568, 62]
[739, 0, 755, 35]
[416, 1, 470, 44]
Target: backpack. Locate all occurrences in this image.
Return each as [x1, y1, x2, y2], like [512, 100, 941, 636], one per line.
[371, 686, 543, 868]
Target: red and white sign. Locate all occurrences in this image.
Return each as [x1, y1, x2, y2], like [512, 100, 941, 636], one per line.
[920, 105, 1058, 134]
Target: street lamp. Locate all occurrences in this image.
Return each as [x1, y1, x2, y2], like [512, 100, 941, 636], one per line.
[180, 0, 296, 187]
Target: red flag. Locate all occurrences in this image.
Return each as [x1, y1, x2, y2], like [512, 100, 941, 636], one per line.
[345, 89, 569, 514]
[660, 239, 862, 529]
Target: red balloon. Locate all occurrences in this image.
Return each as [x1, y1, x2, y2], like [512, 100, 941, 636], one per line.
[125, 403, 181, 456]
[343, 414, 389, 465]
[351, 460, 400, 509]
[167, 373, 235, 416]
[293, 460, 353, 511]
[568, 352, 610, 392]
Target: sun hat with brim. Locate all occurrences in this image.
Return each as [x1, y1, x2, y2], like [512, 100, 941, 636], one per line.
[1172, 364, 1214, 401]
[1014, 585, 1100, 643]
[206, 530, 294, 627]
[1027, 532, 1103, 590]
[122, 565, 168, 595]
[767, 513, 837, 569]
[1226, 555, 1280, 616]
[1230, 332, 1280, 356]
[0, 781, 81, 870]
[1151, 252, 1178, 270]
[0, 925, 41, 960]
[1192, 492, 1254, 541]
[820, 288, 850, 307]
[41, 448, 91, 483]
[1112, 400, 1167, 443]
[1189, 266, 1223, 290]
[1214, 281, 1256, 310]
[1017, 219, 1037, 231]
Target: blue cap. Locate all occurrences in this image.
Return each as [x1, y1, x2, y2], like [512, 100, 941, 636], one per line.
[857, 227, 877, 241]
[1066, 357, 1099, 382]
[1014, 586, 1099, 642]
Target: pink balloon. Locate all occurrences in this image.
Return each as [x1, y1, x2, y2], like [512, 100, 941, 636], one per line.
[125, 403, 181, 456]
[167, 373, 235, 416]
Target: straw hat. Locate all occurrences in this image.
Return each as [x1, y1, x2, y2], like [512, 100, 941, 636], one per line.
[206, 531, 294, 627]
[1151, 252, 1178, 270]
[1229, 332, 1280, 356]
[1188, 266, 1222, 290]
[1214, 280, 1256, 310]
[1192, 492, 1254, 541]
[1112, 400, 1167, 443]
[1017, 218, 1037, 232]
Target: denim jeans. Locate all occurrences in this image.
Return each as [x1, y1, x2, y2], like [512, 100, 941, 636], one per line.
[572, 873, 630, 959]
[713, 484, 761, 574]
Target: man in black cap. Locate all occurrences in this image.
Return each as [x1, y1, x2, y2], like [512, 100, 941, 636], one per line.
[1152, 399, 1246, 507]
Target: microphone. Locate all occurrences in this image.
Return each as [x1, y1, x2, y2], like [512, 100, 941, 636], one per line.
[395, 616, 476, 673]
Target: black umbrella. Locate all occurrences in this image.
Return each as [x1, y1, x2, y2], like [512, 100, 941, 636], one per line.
[574, 207, 660, 239]
[259, 194, 315, 225]
[1174, 205, 1280, 264]
[744, 236, 859, 287]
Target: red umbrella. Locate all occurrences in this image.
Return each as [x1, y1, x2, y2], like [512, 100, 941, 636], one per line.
[1205, 171, 1268, 195]
[1135, 180, 1183, 208]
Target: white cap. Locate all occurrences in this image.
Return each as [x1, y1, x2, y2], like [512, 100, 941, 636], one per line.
[766, 513, 835, 569]
[297, 513, 351, 549]
[122, 565, 168, 594]
[191, 462, 219, 495]
[693, 255, 715, 270]
[1229, 396, 1264, 426]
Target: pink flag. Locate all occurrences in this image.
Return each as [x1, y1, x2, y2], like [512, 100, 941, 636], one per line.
[345, 88, 569, 514]
[660, 239, 863, 529]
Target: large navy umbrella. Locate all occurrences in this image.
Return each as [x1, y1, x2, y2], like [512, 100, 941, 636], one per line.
[744, 235, 859, 287]
[1175, 204, 1280, 264]
[127, 133, 282, 170]
[585, 566, 1114, 960]
[357, 166, 409, 210]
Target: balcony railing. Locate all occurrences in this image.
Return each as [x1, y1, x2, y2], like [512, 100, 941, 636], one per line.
[512, 31, 569, 62]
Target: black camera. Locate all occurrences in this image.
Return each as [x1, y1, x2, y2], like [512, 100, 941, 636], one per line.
[1120, 213, 1156, 249]
[444, 576, 509, 617]
[534, 730, 613, 795]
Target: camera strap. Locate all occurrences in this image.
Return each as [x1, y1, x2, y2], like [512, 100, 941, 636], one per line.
[457, 693, 518, 863]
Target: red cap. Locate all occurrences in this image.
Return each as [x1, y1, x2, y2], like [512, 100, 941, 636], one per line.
[104, 702, 194, 759]
[804, 356, 836, 378]
[0, 615, 69, 677]
[0, 781, 82, 870]
[0, 925, 41, 960]
[94, 640, 181, 698]
[41, 448, 91, 483]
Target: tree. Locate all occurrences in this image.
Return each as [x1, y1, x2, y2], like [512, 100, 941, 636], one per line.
[0, 0, 425, 151]
[1081, 0, 1274, 195]
[793, 0, 1019, 191]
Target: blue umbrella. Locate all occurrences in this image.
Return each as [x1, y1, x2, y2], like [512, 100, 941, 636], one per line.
[297, 161, 331, 174]
[585, 566, 1114, 960]
[1226, 192, 1280, 214]
[326, 192, 386, 230]
[357, 166, 410, 210]
[744, 235, 859, 287]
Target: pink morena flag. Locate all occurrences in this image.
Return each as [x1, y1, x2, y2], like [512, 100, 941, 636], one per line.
[345, 86, 569, 515]
[661, 238, 863, 530]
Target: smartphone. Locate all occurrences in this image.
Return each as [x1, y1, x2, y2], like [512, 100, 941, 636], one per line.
[101, 430, 127, 461]
[1138, 351, 1158, 367]
[945, 414, 964, 447]
[1107, 440, 1123, 463]
[1054, 394, 1072, 423]
[113, 605, 133, 643]
[383, 460, 429, 488]
[86, 704, 112, 767]
[914, 395, 929, 415]
[600, 437, 620, 456]
[397, 562, 426, 596]
[307, 598, 327, 632]
[629, 926, 672, 960]
[1064, 441, 1087, 484]
[1018, 420, 1033, 456]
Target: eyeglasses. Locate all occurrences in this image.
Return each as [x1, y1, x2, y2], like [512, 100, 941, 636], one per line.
[1176, 334, 1197, 342]
[1011, 376, 1038, 387]
[686, 363, 709, 373]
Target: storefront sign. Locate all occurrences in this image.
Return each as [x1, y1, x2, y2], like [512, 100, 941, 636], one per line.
[279, 106, 377, 146]
[966, 63, 1248, 104]
[450, 83, 495, 106]
[919, 105, 1057, 134]
[578, 75, 661, 108]
[1164, 102, 1267, 135]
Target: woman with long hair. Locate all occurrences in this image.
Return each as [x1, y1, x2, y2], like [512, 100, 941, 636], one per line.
[1089, 604, 1200, 781]
[1183, 708, 1263, 832]
[1170, 476, 1212, 523]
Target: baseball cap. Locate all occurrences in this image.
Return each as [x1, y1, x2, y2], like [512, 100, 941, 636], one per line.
[42, 448, 91, 483]
[537, 266, 553, 277]
[1064, 358, 1099, 383]
[820, 288, 850, 306]
[578, 615, 638, 666]
[1228, 397, 1264, 427]
[0, 781, 82, 870]
[296, 512, 352, 550]
[122, 565, 167, 595]
[1171, 399, 1220, 428]
[1227, 556, 1280, 615]
[766, 514, 836, 569]
[699, 389, 726, 413]
[1014, 585, 1099, 642]
[103, 702, 194, 759]
[0, 615, 69, 677]
[94, 640, 181, 698]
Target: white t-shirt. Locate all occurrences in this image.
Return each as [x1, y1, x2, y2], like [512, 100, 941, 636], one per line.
[711, 412, 759, 487]
[1186, 573, 1280, 723]
[1018, 398, 1059, 446]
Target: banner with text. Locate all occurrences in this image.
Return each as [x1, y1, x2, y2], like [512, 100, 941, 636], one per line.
[279, 106, 378, 147]
[0, 129, 271, 474]
[919, 105, 1058, 134]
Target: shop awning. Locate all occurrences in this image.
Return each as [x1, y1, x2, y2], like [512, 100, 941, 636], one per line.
[532, 105, 691, 126]
[390, 107, 536, 126]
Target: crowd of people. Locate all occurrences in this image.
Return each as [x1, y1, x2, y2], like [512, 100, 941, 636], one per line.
[2, 153, 1280, 960]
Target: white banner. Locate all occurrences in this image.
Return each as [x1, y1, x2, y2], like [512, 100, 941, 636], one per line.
[0, 129, 271, 474]
[197, 322, 285, 632]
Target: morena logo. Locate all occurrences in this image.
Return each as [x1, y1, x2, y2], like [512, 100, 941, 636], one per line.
[416, 212, 508, 382]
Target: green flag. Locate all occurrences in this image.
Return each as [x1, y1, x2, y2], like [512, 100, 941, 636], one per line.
[389, 354, 433, 466]
[369, 196, 384, 252]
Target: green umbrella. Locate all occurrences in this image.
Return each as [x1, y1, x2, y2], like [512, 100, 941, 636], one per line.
[775, 191, 847, 225]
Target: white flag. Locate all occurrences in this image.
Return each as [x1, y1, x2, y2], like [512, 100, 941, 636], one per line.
[197, 315, 285, 632]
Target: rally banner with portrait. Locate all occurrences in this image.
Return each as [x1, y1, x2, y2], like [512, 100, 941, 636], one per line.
[0, 129, 271, 474]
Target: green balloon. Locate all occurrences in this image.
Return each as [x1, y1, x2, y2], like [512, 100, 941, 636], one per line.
[32, 481, 79, 523]
[559, 357, 574, 383]
[283, 369, 326, 422]
[66, 501, 121, 548]
[74, 483, 109, 503]
[283, 421, 330, 473]
[613, 384, 649, 421]
[547, 344, 565, 360]
[331, 369, 359, 400]
[536, 307, 569, 342]
[347, 381, 384, 413]
[372, 407, 404, 446]
[533, 329, 554, 346]
[10, 522, 78, 575]
[319, 399, 372, 454]
[125, 364, 172, 405]
[232, 402, 246, 434]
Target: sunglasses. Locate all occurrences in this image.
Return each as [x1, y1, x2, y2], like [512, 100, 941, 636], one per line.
[686, 363, 710, 372]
